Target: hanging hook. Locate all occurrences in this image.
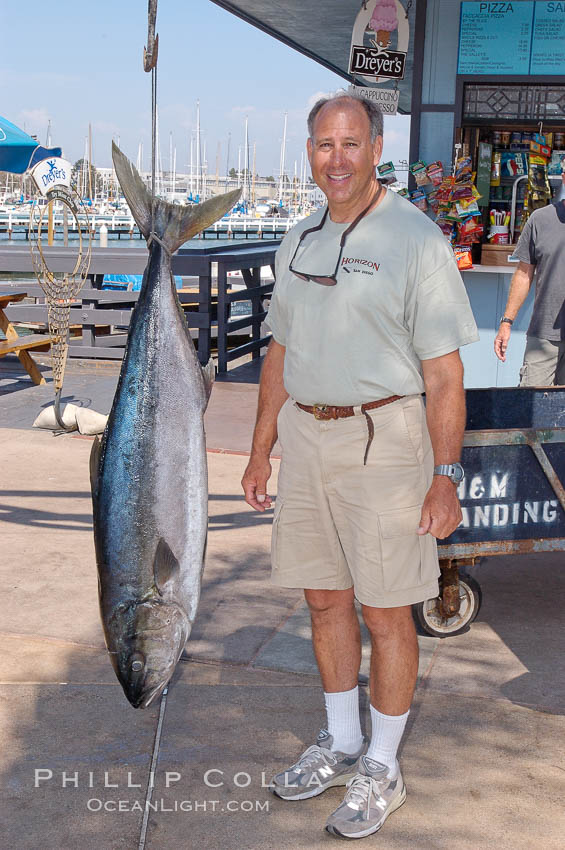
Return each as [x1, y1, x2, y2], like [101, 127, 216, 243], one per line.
[143, 0, 159, 72]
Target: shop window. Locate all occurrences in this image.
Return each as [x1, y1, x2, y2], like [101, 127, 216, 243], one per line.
[464, 84, 565, 123]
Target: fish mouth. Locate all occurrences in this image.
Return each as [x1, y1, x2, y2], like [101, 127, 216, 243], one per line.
[129, 681, 167, 709]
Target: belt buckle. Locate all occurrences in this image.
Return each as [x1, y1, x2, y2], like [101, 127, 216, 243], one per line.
[313, 403, 330, 420]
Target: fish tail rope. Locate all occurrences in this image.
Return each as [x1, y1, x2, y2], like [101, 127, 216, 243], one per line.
[146, 64, 172, 257]
[137, 686, 168, 850]
[150, 63, 157, 243]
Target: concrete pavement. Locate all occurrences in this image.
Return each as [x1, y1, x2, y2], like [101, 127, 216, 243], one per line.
[1, 358, 565, 848]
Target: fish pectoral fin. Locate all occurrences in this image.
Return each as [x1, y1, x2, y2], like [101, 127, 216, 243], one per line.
[202, 358, 215, 405]
[89, 436, 102, 497]
[153, 538, 181, 597]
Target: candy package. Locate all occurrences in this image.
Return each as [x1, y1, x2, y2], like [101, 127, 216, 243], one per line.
[410, 189, 428, 211]
[454, 246, 473, 270]
[377, 161, 397, 185]
[457, 217, 483, 244]
[436, 218, 456, 240]
[449, 184, 474, 201]
[454, 156, 473, 183]
[456, 199, 479, 217]
[528, 155, 551, 197]
[426, 161, 444, 186]
[410, 160, 431, 186]
[435, 177, 454, 202]
[427, 189, 441, 215]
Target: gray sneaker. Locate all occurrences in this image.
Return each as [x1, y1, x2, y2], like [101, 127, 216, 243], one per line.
[270, 730, 365, 801]
[325, 755, 406, 839]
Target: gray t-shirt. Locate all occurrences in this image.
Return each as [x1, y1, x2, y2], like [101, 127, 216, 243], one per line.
[514, 201, 565, 341]
[266, 189, 479, 406]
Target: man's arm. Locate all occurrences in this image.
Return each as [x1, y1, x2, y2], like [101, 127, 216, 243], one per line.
[494, 261, 535, 362]
[241, 339, 288, 512]
[418, 350, 465, 539]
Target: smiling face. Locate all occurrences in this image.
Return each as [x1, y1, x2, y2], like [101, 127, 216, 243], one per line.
[307, 98, 383, 222]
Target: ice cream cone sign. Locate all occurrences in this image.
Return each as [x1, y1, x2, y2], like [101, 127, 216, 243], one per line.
[350, 0, 409, 85]
[369, 0, 398, 50]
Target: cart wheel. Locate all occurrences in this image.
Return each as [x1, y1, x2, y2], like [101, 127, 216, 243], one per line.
[413, 574, 482, 638]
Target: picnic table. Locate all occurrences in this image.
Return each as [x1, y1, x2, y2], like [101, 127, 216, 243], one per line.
[0, 292, 52, 384]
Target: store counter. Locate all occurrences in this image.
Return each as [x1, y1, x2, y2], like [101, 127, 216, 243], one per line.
[458, 264, 534, 389]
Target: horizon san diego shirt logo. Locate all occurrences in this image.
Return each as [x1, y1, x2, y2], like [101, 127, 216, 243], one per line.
[340, 255, 381, 275]
[349, 0, 410, 82]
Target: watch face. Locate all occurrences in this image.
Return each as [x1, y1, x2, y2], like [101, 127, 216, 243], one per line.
[452, 463, 465, 483]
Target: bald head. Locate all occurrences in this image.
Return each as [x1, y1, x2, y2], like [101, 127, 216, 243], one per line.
[307, 93, 383, 143]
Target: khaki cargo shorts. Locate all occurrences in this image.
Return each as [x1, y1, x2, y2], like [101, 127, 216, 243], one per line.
[271, 395, 439, 608]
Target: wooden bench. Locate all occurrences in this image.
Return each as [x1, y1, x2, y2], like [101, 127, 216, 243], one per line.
[0, 292, 52, 385]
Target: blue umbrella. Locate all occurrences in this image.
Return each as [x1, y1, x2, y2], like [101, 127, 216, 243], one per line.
[0, 115, 62, 174]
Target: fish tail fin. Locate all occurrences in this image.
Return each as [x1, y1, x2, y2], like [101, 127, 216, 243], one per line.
[111, 142, 242, 253]
[202, 357, 215, 407]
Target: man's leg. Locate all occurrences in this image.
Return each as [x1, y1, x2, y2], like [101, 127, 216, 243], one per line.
[554, 342, 565, 385]
[305, 587, 361, 692]
[361, 604, 418, 776]
[362, 604, 419, 715]
[270, 588, 365, 800]
[520, 336, 559, 386]
[325, 605, 415, 838]
[305, 587, 364, 755]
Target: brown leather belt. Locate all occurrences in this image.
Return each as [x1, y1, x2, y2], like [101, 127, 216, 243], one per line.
[295, 395, 404, 466]
[296, 395, 403, 421]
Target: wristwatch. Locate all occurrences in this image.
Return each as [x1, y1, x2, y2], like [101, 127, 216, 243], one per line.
[434, 462, 465, 484]
[499, 316, 514, 325]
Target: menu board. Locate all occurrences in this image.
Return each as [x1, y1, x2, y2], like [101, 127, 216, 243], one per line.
[459, 2, 565, 75]
[458, 2, 534, 75]
[531, 2, 565, 74]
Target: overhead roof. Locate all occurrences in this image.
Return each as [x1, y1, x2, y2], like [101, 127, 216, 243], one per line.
[210, 0, 418, 114]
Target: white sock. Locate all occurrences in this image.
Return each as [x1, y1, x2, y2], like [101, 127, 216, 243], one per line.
[324, 686, 364, 755]
[365, 705, 409, 776]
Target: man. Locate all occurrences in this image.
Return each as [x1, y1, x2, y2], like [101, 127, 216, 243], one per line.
[494, 174, 565, 383]
[241, 92, 478, 840]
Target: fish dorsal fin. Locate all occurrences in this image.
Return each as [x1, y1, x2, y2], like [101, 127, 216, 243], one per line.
[202, 358, 215, 406]
[111, 142, 242, 254]
[89, 436, 102, 497]
[153, 539, 181, 597]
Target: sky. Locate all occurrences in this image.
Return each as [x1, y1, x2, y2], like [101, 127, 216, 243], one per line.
[1, 0, 411, 180]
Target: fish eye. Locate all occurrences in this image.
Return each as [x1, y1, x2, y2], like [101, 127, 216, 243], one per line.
[131, 660, 143, 672]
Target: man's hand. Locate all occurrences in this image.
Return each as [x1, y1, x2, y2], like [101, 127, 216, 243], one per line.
[494, 322, 511, 362]
[417, 476, 462, 539]
[242, 454, 273, 512]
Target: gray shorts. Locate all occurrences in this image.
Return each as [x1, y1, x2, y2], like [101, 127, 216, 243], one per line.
[520, 336, 565, 386]
[271, 395, 440, 608]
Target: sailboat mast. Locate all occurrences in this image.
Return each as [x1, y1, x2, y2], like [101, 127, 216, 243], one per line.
[251, 142, 256, 205]
[88, 123, 93, 201]
[196, 100, 201, 199]
[225, 132, 231, 191]
[243, 115, 249, 203]
[190, 134, 194, 196]
[278, 112, 287, 205]
[169, 131, 173, 198]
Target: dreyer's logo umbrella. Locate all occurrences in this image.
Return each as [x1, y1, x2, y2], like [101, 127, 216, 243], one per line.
[0, 115, 62, 174]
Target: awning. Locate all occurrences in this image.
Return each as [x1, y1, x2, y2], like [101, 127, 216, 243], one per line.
[209, 0, 417, 114]
[0, 116, 62, 174]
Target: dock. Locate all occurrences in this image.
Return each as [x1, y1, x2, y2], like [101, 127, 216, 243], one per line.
[1, 352, 564, 849]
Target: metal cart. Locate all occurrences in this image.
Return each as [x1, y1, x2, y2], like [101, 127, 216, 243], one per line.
[414, 387, 565, 637]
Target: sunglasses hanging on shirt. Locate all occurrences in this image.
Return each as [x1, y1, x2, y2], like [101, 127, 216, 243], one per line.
[288, 183, 383, 286]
